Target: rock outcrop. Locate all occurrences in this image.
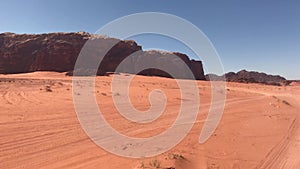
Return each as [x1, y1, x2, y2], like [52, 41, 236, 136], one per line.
[206, 70, 288, 86]
[286, 80, 300, 86]
[0, 32, 205, 80]
[205, 73, 225, 81]
[226, 70, 287, 85]
[114, 50, 204, 80]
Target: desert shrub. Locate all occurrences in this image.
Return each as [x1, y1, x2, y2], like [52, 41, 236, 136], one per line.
[149, 159, 160, 169]
[169, 153, 185, 160]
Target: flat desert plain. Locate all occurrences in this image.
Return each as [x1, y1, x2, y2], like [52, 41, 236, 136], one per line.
[0, 72, 300, 169]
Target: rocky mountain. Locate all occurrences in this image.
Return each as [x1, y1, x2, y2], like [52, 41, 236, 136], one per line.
[0, 32, 205, 80]
[226, 70, 287, 85]
[206, 70, 288, 86]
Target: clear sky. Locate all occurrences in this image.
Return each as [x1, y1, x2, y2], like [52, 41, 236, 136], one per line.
[1, 0, 299, 79]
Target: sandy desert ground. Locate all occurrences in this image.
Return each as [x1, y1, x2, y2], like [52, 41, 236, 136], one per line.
[0, 72, 300, 169]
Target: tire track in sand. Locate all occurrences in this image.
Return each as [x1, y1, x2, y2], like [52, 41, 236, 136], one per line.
[256, 93, 300, 169]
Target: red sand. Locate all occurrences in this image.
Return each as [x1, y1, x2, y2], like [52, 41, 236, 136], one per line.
[0, 72, 299, 168]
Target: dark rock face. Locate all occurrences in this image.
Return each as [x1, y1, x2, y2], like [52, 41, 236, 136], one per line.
[0, 32, 205, 80]
[0, 32, 90, 73]
[225, 70, 287, 86]
[124, 51, 205, 80]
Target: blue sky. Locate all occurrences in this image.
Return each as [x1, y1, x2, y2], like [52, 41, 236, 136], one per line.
[1, 0, 299, 79]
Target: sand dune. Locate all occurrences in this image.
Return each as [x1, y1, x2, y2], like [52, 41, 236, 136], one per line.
[0, 72, 299, 169]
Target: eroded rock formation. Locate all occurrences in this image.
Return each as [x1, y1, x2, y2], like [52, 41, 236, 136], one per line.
[0, 32, 205, 80]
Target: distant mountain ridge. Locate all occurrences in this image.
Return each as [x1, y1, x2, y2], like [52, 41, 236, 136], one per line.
[206, 70, 290, 86]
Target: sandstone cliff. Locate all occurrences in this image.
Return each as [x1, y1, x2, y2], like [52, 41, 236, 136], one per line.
[0, 32, 205, 80]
